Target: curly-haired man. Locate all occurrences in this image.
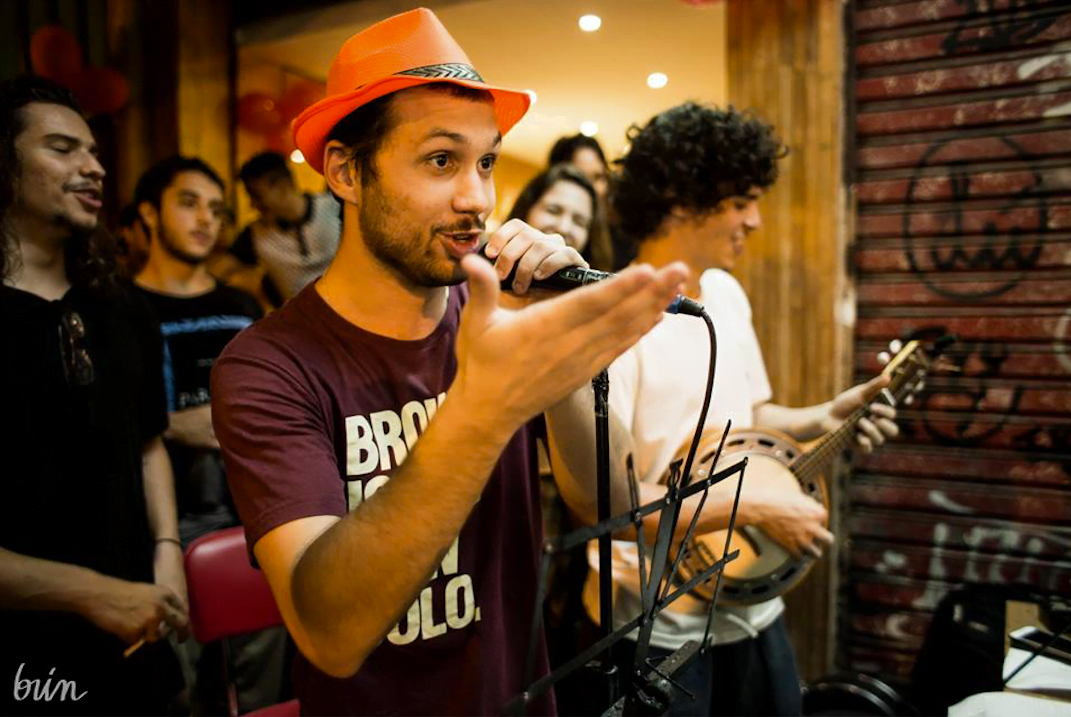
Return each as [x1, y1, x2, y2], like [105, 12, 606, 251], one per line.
[546, 102, 899, 716]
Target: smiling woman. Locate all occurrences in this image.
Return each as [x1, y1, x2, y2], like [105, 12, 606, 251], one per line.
[507, 163, 612, 270]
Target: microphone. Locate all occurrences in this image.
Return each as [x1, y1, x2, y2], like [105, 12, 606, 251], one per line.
[479, 246, 705, 317]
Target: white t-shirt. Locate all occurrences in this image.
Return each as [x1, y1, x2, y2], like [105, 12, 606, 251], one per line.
[582, 268, 782, 649]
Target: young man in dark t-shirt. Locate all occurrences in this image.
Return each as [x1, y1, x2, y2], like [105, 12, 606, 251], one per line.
[133, 155, 262, 545]
[0, 75, 188, 716]
[132, 155, 292, 714]
[211, 8, 689, 716]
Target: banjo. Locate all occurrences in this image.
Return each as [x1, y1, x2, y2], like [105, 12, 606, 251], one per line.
[671, 338, 946, 606]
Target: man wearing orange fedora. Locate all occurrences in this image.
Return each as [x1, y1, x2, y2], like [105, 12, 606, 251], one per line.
[211, 8, 688, 715]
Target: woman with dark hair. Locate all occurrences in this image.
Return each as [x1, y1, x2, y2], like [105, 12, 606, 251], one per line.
[507, 163, 614, 270]
[547, 133, 609, 198]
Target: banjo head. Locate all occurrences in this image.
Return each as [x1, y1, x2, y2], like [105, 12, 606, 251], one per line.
[671, 429, 826, 606]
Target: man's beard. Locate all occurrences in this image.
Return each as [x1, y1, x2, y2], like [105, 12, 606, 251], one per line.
[357, 180, 475, 289]
[50, 208, 96, 239]
[54, 218, 99, 269]
[157, 226, 209, 267]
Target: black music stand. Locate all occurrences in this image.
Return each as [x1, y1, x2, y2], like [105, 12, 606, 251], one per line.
[505, 371, 748, 716]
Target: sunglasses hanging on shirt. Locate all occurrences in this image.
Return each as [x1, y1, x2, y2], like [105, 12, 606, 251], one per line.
[59, 308, 95, 387]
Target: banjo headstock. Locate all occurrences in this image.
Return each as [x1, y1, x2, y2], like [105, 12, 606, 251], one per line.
[874, 335, 955, 407]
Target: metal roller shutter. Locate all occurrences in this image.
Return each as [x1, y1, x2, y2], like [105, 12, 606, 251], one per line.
[844, 0, 1071, 681]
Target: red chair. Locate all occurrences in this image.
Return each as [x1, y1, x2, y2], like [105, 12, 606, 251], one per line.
[185, 526, 300, 717]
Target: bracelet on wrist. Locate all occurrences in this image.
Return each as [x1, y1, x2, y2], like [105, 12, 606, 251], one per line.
[155, 537, 182, 548]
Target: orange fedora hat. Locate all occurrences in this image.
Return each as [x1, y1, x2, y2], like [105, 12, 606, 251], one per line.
[292, 7, 531, 174]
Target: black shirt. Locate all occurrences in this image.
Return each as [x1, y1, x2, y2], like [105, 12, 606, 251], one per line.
[136, 282, 261, 546]
[1, 282, 175, 714]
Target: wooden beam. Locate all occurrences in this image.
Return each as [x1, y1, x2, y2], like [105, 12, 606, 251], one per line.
[726, 0, 848, 681]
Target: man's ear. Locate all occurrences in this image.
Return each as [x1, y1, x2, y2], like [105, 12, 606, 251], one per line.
[137, 201, 158, 240]
[669, 203, 722, 228]
[323, 141, 359, 204]
[663, 206, 692, 229]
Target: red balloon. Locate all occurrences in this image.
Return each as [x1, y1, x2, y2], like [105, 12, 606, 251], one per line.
[74, 67, 130, 115]
[30, 25, 83, 86]
[237, 93, 284, 135]
[278, 81, 324, 122]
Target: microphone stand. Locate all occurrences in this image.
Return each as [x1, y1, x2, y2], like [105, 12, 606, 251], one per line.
[592, 368, 619, 706]
[505, 304, 722, 716]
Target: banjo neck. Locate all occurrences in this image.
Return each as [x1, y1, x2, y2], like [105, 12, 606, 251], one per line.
[789, 340, 927, 483]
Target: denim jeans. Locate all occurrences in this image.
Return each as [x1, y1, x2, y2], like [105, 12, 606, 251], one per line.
[555, 615, 803, 716]
[640, 616, 803, 717]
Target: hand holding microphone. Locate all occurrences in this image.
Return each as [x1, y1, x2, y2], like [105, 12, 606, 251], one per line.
[454, 251, 691, 429]
[479, 220, 704, 317]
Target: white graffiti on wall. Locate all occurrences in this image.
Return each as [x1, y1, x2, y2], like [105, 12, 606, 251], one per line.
[1055, 306, 1071, 374]
[928, 490, 975, 514]
[867, 523, 1071, 610]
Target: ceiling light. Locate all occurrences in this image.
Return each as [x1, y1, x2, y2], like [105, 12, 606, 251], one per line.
[578, 14, 601, 32]
[580, 121, 599, 137]
[647, 72, 668, 89]
[289, 149, 305, 164]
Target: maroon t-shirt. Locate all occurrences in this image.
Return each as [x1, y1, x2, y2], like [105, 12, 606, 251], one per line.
[211, 283, 553, 716]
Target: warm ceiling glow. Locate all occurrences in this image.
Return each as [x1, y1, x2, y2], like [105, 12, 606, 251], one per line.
[647, 72, 668, 89]
[580, 121, 599, 137]
[238, 1, 731, 168]
[578, 14, 602, 32]
[289, 149, 305, 164]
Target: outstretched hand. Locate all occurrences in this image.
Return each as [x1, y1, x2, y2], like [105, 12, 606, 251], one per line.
[452, 253, 689, 432]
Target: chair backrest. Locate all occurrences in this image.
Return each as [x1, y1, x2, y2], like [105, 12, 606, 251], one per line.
[185, 526, 283, 644]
